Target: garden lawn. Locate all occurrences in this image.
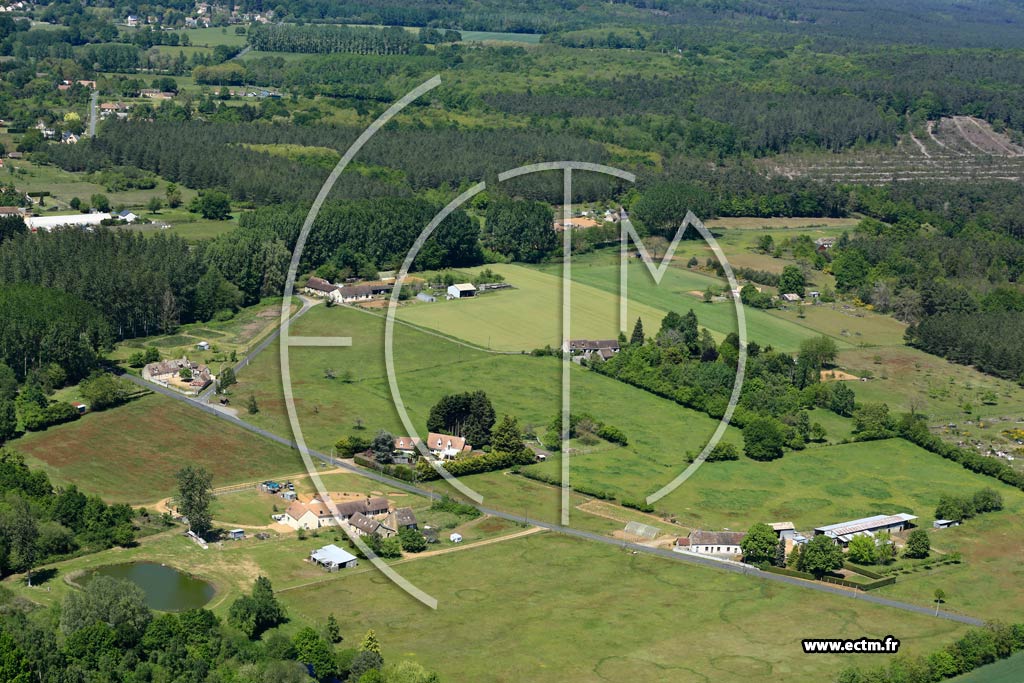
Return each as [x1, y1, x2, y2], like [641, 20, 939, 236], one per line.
[10, 393, 303, 504]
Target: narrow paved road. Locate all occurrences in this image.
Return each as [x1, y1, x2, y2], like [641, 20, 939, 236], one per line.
[117, 298, 984, 627]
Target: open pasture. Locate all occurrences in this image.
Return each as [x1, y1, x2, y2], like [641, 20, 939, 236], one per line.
[10, 393, 303, 504]
[397, 263, 667, 351]
[278, 532, 966, 683]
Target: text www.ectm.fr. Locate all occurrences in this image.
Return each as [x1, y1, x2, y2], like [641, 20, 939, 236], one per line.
[802, 637, 900, 654]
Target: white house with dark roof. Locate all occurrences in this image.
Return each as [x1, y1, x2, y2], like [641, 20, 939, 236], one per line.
[564, 339, 620, 355]
[347, 511, 381, 537]
[676, 530, 746, 556]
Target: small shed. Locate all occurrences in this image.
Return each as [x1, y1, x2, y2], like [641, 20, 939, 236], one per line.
[71, 402, 88, 415]
[449, 532, 463, 543]
[933, 519, 960, 529]
[227, 529, 245, 540]
[416, 292, 437, 303]
[423, 527, 439, 544]
[446, 283, 477, 299]
[281, 491, 297, 502]
[196, 341, 210, 351]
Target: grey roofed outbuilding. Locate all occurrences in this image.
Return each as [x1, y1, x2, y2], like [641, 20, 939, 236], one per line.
[310, 544, 358, 567]
[815, 513, 917, 542]
[348, 511, 381, 536]
[395, 507, 418, 528]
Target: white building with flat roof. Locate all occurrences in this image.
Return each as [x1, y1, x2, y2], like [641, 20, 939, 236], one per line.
[26, 213, 111, 232]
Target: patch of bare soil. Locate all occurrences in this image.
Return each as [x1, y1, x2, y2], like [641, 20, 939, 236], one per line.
[820, 369, 859, 382]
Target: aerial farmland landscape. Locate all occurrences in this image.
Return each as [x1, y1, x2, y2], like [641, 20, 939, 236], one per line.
[1, 2, 1024, 682]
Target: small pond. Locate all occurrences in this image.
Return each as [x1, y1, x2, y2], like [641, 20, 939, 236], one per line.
[81, 562, 215, 612]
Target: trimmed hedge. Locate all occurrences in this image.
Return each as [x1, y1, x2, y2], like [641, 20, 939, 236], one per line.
[414, 448, 535, 481]
[763, 566, 815, 580]
[352, 454, 417, 482]
[765, 565, 896, 591]
[844, 562, 885, 580]
[571, 483, 616, 500]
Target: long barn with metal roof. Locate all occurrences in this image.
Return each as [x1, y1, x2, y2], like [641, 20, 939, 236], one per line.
[814, 513, 917, 546]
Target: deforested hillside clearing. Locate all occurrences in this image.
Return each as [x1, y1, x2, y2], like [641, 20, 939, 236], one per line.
[768, 116, 1024, 184]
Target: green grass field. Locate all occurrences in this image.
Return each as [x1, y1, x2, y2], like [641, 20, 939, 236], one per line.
[275, 533, 965, 683]
[523, 437, 1023, 528]
[173, 27, 248, 47]
[5, 526, 969, 683]
[952, 652, 1024, 682]
[397, 263, 668, 351]
[236, 305, 732, 480]
[5, 160, 195, 212]
[9, 393, 303, 504]
[874, 510, 1024, 623]
[529, 250, 894, 351]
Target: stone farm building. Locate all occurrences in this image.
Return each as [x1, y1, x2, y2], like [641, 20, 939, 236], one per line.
[675, 530, 746, 556]
[565, 339, 621, 362]
[814, 513, 918, 547]
[303, 276, 337, 297]
[142, 357, 213, 395]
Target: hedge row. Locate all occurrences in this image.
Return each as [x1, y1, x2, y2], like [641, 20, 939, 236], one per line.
[764, 565, 896, 591]
[843, 562, 885, 580]
[621, 498, 655, 513]
[518, 469, 615, 500]
[899, 416, 1024, 492]
[413, 448, 535, 481]
[352, 454, 417, 482]
[763, 566, 815, 580]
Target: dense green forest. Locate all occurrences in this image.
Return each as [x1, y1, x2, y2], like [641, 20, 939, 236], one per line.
[0, 449, 137, 580]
